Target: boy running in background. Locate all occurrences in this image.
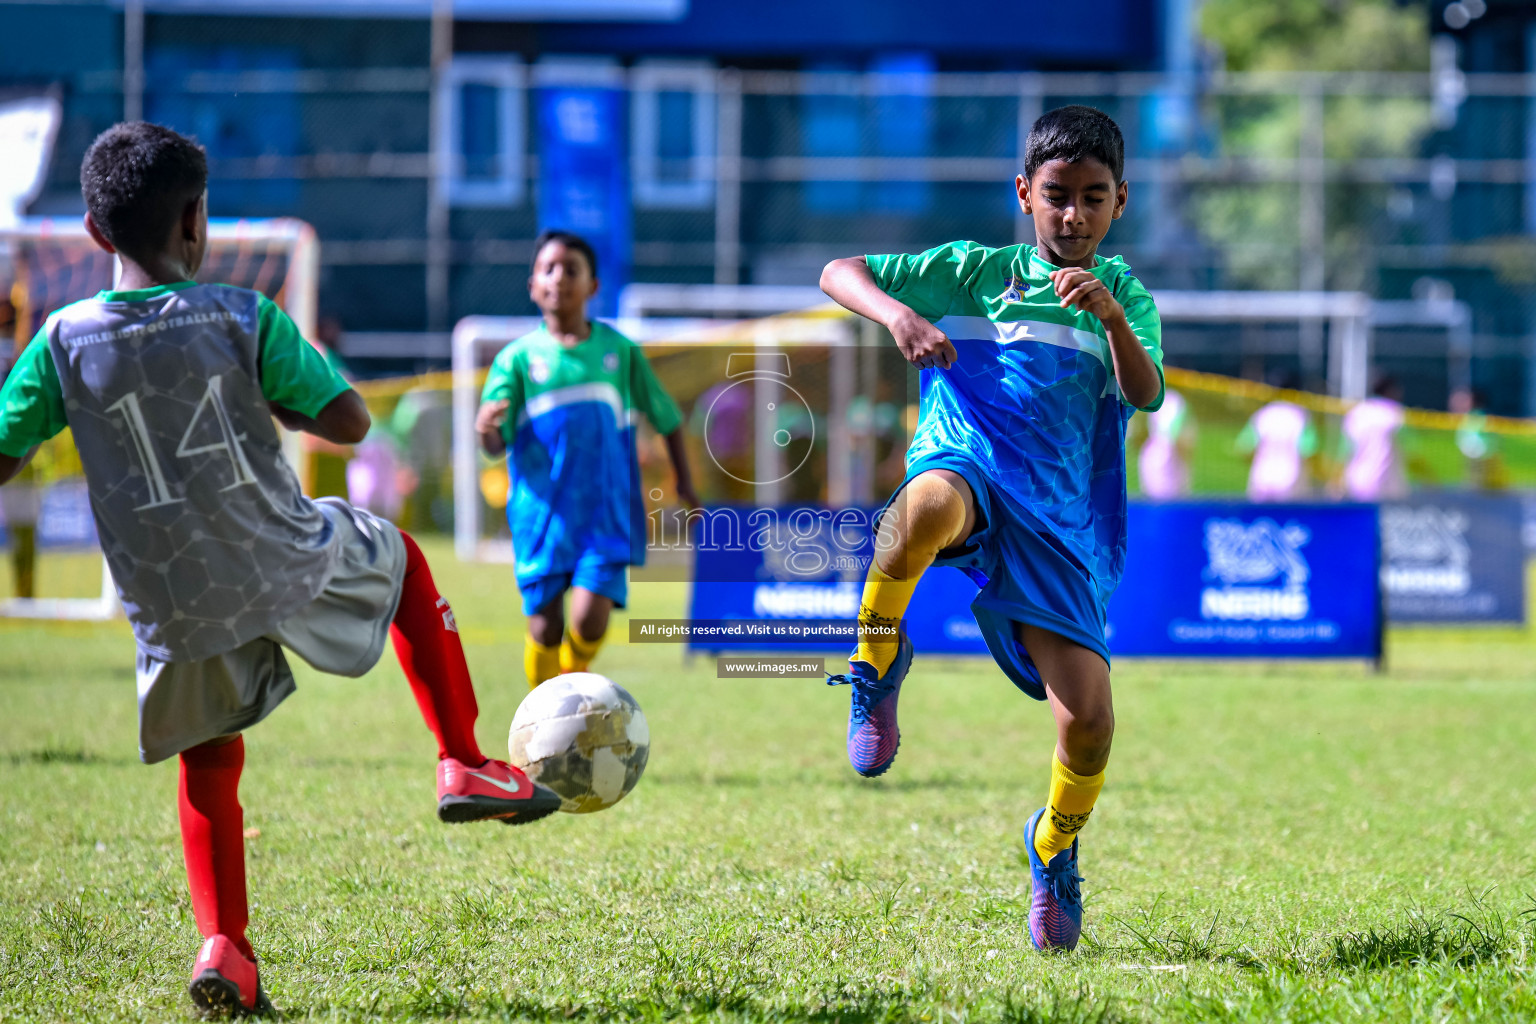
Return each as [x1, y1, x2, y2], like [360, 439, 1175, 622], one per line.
[0, 123, 561, 1018]
[1238, 379, 1316, 502]
[476, 231, 698, 690]
[820, 106, 1164, 953]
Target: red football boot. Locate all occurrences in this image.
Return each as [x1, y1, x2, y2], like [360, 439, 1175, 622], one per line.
[436, 757, 562, 825]
[187, 935, 274, 1018]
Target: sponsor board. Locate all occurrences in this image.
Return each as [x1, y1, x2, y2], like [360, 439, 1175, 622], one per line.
[683, 502, 1382, 659]
[1380, 492, 1525, 623]
[1106, 503, 1381, 659]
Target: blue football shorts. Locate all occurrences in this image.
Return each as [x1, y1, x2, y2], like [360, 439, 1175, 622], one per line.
[519, 551, 629, 617]
[885, 453, 1111, 701]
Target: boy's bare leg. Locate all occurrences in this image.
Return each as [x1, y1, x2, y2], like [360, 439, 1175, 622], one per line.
[1020, 623, 1114, 859]
[856, 468, 975, 672]
[561, 587, 613, 673]
[525, 592, 565, 688]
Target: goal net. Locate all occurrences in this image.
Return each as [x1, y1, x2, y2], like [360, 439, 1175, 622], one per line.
[0, 216, 319, 619]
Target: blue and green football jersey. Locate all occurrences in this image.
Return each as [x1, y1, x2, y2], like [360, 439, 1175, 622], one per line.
[867, 240, 1164, 608]
[480, 321, 682, 589]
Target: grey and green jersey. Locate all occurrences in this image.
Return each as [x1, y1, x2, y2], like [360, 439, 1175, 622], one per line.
[0, 282, 351, 662]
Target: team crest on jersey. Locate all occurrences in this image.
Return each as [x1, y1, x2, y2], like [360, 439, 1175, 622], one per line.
[529, 356, 551, 383]
[1000, 276, 1023, 304]
[603, 350, 619, 372]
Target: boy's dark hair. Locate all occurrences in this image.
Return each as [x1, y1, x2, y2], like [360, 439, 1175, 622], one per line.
[81, 122, 208, 261]
[1024, 105, 1125, 184]
[533, 229, 598, 279]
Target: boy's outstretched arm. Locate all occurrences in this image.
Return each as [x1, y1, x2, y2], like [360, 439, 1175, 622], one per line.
[1049, 268, 1162, 409]
[662, 427, 700, 510]
[821, 257, 956, 370]
[270, 389, 370, 445]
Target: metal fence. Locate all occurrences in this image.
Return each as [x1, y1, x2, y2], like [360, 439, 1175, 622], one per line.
[24, 57, 1536, 410]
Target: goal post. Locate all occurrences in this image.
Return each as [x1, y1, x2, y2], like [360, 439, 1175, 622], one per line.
[451, 305, 861, 564]
[0, 216, 321, 620]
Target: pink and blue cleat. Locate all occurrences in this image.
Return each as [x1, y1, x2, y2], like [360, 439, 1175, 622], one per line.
[1023, 805, 1085, 951]
[826, 634, 913, 777]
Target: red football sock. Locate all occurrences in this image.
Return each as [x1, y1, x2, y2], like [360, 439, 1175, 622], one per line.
[178, 736, 254, 961]
[390, 531, 486, 765]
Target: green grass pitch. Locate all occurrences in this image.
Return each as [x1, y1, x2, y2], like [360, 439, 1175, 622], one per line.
[2, 543, 1535, 1022]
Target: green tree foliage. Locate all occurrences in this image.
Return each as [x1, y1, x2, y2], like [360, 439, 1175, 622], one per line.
[1196, 0, 1432, 290]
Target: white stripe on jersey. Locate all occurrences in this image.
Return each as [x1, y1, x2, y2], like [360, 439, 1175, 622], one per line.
[517, 381, 631, 429]
[933, 314, 1108, 367]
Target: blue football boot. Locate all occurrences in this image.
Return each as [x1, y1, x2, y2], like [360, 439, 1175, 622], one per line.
[825, 633, 913, 777]
[1024, 805, 1085, 951]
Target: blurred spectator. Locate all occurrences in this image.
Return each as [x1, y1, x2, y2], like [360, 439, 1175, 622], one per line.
[1237, 378, 1315, 502]
[1450, 387, 1507, 490]
[1137, 388, 1196, 499]
[689, 377, 755, 504]
[1339, 376, 1408, 501]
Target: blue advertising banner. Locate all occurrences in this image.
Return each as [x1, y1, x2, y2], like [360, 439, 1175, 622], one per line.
[1380, 492, 1526, 623]
[534, 71, 630, 318]
[1105, 503, 1381, 659]
[683, 503, 1383, 661]
[0, 482, 97, 549]
[681, 506, 987, 654]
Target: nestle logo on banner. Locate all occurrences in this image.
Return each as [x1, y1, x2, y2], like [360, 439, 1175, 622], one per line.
[1381, 506, 1471, 596]
[1200, 518, 1312, 621]
[752, 583, 860, 618]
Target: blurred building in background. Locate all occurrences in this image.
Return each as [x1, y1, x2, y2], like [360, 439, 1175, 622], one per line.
[4, 0, 1536, 415]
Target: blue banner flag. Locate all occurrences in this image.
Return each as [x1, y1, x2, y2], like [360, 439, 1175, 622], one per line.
[535, 74, 630, 318]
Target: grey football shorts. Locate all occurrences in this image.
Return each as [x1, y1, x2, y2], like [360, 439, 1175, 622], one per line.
[135, 499, 407, 764]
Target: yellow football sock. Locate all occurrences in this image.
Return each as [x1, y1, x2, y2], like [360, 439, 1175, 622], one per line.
[1034, 753, 1105, 862]
[853, 564, 918, 674]
[524, 635, 561, 690]
[559, 629, 604, 673]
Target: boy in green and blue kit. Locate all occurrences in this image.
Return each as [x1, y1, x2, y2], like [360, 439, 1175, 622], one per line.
[821, 106, 1164, 952]
[476, 230, 698, 690]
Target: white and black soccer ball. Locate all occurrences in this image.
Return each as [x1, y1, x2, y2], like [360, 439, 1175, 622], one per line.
[507, 673, 649, 814]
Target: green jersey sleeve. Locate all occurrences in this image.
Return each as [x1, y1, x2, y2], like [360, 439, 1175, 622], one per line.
[257, 295, 350, 418]
[864, 240, 990, 321]
[628, 342, 683, 435]
[1117, 275, 1165, 412]
[0, 330, 68, 457]
[480, 343, 525, 443]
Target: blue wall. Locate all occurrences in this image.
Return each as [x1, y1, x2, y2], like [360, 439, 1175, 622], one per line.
[496, 0, 1159, 66]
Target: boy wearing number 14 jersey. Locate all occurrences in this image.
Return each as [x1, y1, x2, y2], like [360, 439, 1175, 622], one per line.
[0, 122, 560, 1018]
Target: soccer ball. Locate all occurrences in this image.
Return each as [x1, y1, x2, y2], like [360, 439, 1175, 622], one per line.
[507, 673, 650, 814]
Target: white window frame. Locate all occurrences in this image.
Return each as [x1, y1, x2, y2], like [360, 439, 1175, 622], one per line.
[442, 56, 526, 207]
[631, 59, 716, 209]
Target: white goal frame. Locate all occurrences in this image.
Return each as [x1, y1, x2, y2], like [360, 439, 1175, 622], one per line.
[450, 305, 856, 563]
[0, 216, 320, 620]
